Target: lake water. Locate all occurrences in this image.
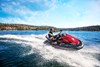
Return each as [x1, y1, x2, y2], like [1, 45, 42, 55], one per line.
[0, 30, 100, 67]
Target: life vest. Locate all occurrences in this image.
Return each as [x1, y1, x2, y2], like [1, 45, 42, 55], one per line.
[48, 31, 54, 37]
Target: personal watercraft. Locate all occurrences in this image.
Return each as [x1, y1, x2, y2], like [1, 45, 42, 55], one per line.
[45, 30, 84, 50]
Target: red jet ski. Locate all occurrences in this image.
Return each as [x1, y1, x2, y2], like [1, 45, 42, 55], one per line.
[45, 30, 84, 50]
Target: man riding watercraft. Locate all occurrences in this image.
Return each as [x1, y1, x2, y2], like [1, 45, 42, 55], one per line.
[47, 28, 58, 45]
[45, 28, 84, 50]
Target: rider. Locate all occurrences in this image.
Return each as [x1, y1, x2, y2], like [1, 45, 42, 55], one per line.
[48, 28, 57, 45]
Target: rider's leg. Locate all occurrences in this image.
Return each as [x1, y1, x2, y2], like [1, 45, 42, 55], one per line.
[51, 42, 57, 45]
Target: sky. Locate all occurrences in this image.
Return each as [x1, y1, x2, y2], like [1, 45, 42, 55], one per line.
[0, 0, 100, 28]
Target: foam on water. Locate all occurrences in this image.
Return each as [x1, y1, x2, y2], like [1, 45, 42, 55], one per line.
[0, 34, 100, 67]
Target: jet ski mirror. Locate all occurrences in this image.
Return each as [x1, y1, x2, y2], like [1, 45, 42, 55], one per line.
[59, 29, 62, 34]
[60, 30, 62, 32]
[59, 30, 62, 33]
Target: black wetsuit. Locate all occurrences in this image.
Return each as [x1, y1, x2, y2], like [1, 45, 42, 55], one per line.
[48, 31, 54, 38]
[48, 31, 57, 42]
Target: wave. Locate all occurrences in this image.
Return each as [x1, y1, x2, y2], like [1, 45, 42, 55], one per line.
[0, 34, 100, 67]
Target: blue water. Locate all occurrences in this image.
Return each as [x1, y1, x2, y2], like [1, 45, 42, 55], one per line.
[0, 30, 100, 67]
[0, 30, 47, 35]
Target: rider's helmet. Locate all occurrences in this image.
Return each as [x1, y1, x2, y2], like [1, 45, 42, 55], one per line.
[50, 28, 55, 32]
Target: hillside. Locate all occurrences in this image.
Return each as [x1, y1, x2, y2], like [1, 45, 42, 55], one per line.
[0, 23, 55, 30]
[61, 25, 100, 31]
[0, 23, 100, 31]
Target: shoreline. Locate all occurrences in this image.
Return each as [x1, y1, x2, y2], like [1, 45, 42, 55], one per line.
[0, 23, 100, 31]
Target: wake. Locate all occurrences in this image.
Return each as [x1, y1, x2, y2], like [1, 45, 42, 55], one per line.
[0, 34, 100, 67]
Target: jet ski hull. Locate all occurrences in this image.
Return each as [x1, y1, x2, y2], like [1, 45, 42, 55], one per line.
[44, 39, 84, 50]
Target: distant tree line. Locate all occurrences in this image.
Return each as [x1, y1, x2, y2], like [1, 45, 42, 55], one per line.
[0, 23, 100, 31]
[61, 25, 100, 31]
[0, 23, 56, 30]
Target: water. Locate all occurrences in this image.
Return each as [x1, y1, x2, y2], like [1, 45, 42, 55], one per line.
[0, 30, 100, 67]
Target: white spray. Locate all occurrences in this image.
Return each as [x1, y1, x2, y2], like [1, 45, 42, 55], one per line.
[0, 34, 100, 67]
